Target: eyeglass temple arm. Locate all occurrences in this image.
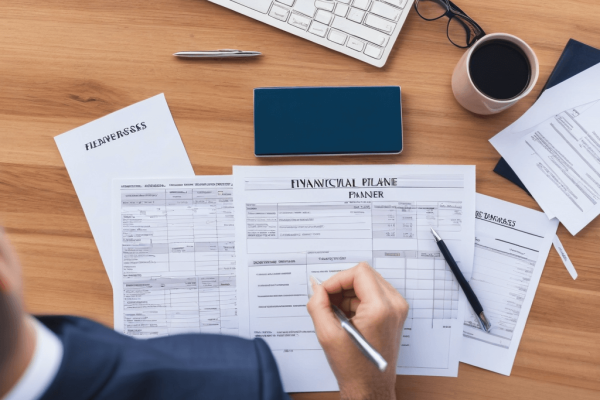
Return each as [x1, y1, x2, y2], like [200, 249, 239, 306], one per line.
[447, 0, 486, 37]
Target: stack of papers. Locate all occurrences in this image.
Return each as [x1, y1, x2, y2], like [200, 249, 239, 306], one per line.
[233, 165, 476, 391]
[54, 95, 564, 393]
[111, 176, 239, 338]
[490, 63, 600, 235]
[54, 94, 195, 284]
[106, 166, 558, 391]
[461, 194, 558, 375]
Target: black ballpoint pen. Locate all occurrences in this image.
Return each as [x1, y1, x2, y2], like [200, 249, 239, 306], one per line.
[430, 228, 492, 333]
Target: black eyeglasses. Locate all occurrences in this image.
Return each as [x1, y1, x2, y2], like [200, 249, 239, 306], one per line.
[414, 0, 486, 48]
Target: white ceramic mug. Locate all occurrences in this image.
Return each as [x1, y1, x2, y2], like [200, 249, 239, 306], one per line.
[451, 33, 539, 115]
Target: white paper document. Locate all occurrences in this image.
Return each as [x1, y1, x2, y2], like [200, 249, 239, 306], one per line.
[490, 64, 600, 235]
[494, 63, 600, 138]
[54, 94, 194, 284]
[233, 165, 476, 392]
[112, 176, 238, 338]
[461, 194, 558, 375]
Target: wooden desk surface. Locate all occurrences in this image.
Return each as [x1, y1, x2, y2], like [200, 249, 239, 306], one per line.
[1, 0, 599, 398]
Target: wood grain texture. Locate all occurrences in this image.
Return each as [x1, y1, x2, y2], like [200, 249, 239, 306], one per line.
[0, 0, 599, 398]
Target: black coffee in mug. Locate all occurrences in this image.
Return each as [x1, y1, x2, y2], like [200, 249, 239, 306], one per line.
[468, 39, 532, 100]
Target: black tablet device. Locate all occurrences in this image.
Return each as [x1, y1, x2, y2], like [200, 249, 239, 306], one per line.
[254, 86, 403, 157]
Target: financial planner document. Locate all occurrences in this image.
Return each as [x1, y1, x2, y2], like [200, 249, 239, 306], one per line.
[491, 100, 600, 235]
[112, 177, 238, 338]
[490, 63, 600, 234]
[461, 194, 558, 375]
[233, 165, 476, 392]
[55, 94, 194, 284]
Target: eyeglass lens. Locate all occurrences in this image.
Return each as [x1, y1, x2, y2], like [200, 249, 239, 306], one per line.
[416, 0, 482, 48]
[447, 14, 479, 48]
[415, 0, 449, 20]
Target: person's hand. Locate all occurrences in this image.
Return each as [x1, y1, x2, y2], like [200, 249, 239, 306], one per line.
[0, 228, 23, 297]
[307, 262, 408, 400]
[0, 228, 37, 398]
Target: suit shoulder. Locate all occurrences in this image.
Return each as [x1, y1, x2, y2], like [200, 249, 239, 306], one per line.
[36, 315, 117, 339]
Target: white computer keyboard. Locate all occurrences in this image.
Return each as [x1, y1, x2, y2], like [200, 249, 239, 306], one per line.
[208, 0, 414, 67]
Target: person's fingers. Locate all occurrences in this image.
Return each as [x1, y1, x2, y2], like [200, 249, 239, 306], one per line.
[376, 273, 400, 295]
[339, 297, 361, 314]
[0, 232, 6, 291]
[0, 229, 20, 293]
[333, 289, 356, 309]
[339, 297, 350, 313]
[329, 291, 344, 308]
[0, 227, 8, 264]
[306, 280, 339, 333]
[322, 263, 384, 302]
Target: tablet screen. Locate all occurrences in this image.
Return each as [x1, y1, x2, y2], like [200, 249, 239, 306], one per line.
[254, 86, 403, 156]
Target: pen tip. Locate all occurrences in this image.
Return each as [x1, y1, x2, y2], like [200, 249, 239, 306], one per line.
[479, 312, 492, 333]
[430, 228, 441, 241]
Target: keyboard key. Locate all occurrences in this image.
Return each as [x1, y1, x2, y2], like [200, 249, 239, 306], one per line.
[347, 36, 365, 51]
[328, 29, 348, 44]
[347, 7, 365, 23]
[315, 0, 335, 11]
[288, 12, 311, 29]
[334, 3, 349, 16]
[269, 4, 290, 21]
[314, 9, 333, 24]
[331, 17, 389, 46]
[364, 43, 383, 59]
[370, 1, 401, 21]
[365, 13, 396, 34]
[352, 0, 371, 10]
[337, 0, 351, 3]
[277, 0, 295, 6]
[381, 0, 407, 8]
[292, 0, 316, 17]
[308, 20, 328, 37]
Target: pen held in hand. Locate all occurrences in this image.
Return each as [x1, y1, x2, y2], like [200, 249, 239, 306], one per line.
[308, 276, 388, 372]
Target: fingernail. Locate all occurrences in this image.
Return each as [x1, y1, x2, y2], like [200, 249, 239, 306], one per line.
[307, 275, 322, 299]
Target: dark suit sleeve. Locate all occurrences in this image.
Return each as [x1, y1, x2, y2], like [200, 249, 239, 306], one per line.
[38, 316, 290, 400]
[253, 338, 290, 400]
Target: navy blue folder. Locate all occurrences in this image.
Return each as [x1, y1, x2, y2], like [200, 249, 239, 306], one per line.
[494, 39, 600, 195]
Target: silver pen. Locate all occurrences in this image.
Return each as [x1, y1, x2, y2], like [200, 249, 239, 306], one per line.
[308, 276, 388, 372]
[173, 49, 262, 58]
